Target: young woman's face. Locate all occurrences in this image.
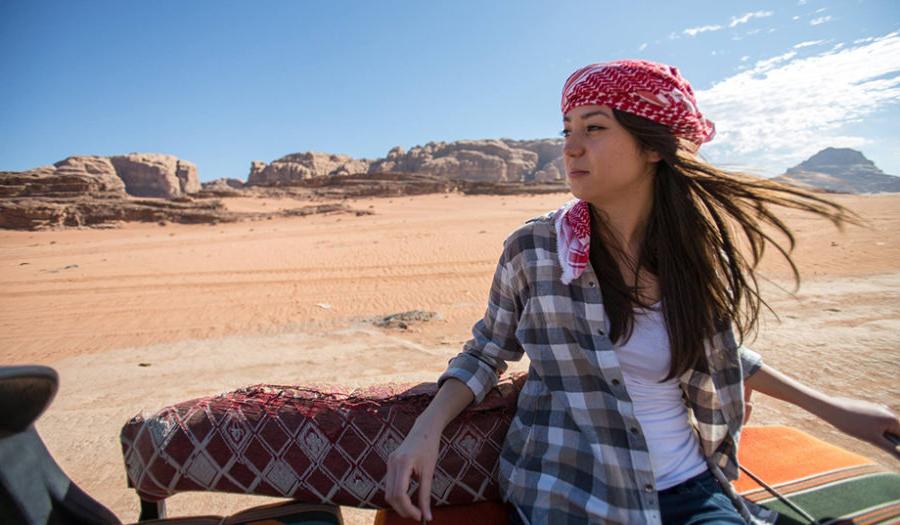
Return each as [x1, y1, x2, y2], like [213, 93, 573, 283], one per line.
[562, 104, 660, 206]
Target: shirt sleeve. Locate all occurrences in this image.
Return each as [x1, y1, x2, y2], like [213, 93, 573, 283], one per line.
[437, 241, 525, 404]
[739, 345, 763, 381]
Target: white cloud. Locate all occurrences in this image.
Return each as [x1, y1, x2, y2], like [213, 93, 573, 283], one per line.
[741, 56, 750, 62]
[810, 15, 832, 25]
[729, 11, 773, 28]
[638, 43, 648, 51]
[697, 31, 900, 175]
[683, 24, 723, 37]
[814, 7, 828, 13]
[793, 15, 800, 20]
[793, 39, 828, 48]
[798, 0, 808, 4]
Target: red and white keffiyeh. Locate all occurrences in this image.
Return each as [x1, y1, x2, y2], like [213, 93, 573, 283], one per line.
[561, 59, 715, 149]
[554, 199, 592, 285]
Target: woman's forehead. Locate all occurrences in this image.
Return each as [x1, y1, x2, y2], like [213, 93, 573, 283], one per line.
[563, 104, 613, 122]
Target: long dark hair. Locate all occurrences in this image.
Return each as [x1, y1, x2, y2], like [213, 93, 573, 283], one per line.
[593, 109, 859, 380]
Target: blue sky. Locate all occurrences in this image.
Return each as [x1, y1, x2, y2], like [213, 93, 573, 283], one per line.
[1, 1, 898, 181]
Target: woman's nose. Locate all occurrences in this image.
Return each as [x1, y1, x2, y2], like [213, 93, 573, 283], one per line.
[563, 135, 584, 157]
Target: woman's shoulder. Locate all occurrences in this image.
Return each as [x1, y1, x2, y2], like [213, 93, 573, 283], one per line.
[500, 210, 558, 261]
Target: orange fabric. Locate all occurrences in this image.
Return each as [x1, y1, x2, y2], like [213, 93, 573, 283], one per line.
[374, 501, 509, 525]
[734, 425, 872, 494]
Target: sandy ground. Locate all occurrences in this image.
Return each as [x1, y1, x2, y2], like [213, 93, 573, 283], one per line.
[1, 192, 898, 524]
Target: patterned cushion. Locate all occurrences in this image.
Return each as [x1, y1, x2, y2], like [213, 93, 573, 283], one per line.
[120, 373, 525, 508]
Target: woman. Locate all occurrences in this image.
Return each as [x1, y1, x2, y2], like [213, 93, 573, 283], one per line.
[383, 59, 899, 524]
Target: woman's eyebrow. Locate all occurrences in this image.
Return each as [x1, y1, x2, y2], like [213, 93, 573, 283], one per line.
[563, 109, 613, 122]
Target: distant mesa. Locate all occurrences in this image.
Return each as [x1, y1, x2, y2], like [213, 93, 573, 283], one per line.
[1, 153, 199, 200]
[364, 139, 565, 184]
[248, 152, 371, 185]
[109, 153, 200, 198]
[773, 147, 900, 194]
[246, 139, 566, 186]
[0, 153, 359, 230]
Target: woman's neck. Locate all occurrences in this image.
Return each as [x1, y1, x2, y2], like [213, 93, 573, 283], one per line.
[589, 191, 653, 255]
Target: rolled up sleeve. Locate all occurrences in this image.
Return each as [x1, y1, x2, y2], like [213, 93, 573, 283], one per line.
[739, 345, 763, 381]
[437, 243, 525, 404]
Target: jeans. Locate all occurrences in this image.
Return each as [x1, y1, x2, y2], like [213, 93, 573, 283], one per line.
[658, 469, 745, 525]
[506, 469, 744, 524]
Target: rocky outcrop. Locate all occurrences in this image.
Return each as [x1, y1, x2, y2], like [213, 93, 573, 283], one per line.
[774, 148, 900, 193]
[366, 139, 563, 183]
[110, 153, 200, 198]
[248, 153, 371, 185]
[0, 156, 127, 198]
[1, 153, 201, 200]
[1, 155, 368, 230]
[249, 139, 565, 187]
[196, 178, 247, 197]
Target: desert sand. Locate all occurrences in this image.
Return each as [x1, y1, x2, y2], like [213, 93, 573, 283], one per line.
[1, 192, 898, 524]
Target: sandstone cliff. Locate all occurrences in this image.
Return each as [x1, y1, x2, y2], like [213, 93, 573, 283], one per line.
[248, 138, 564, 185]
[248, 153, 371, 185]
[110, 153, 200, 198]
[0, 156, 126, 199]
[365, 138, 563, 183]
[1, 154, 363, 230]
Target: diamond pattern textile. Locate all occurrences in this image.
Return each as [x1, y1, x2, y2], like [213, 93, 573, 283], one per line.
[121, 373, 525, 508]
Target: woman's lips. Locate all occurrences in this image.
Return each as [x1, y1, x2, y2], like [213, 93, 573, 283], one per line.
[568, 170, 589, 178]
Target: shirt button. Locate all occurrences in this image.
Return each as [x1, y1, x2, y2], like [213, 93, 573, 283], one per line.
[588, 281, 596, 287]
[644, 484, 654, 493]
[597, 329, 605, 335]
[630, 427, 640, 435]
[611, 378, 621, 386]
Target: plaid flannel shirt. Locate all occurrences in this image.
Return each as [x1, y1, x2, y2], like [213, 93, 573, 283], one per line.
[438, 212, 765, 524]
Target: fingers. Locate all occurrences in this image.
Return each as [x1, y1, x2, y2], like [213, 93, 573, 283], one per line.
[418, 464, 434, 522]
[385, 457, 422, 520]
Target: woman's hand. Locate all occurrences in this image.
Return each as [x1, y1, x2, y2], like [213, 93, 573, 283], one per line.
[384, 423, 442, 522]
[822, 396, 900, 458]
[745, 364, 900, 458]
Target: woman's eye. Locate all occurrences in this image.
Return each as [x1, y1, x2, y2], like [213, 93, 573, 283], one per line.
[586, 125, 605, 132]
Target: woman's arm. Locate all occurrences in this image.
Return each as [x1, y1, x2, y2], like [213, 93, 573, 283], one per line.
[385, 378, 475, 521]
[745, 363, 900, 457]
[385, 241, 524, 522]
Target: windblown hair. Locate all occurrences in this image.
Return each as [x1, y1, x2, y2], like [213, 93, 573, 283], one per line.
[592, 109, 859, 380]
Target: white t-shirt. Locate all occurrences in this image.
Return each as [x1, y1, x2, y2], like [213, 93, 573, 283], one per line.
[612, 303, 708, 490]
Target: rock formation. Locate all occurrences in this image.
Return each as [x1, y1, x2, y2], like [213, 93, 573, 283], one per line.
[197, 178, 247, 197]
[0, 156, 126, 198]
[365, 139, 563, 183]
[774, 148, 900, 193]
[248, 139, 565, 186]
[248, 153, 371, 185]
[110, 153, 200, 198]
[1, 154, 365, 230]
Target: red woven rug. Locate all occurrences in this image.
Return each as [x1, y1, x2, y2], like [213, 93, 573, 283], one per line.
[121, 374, 525, 508]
